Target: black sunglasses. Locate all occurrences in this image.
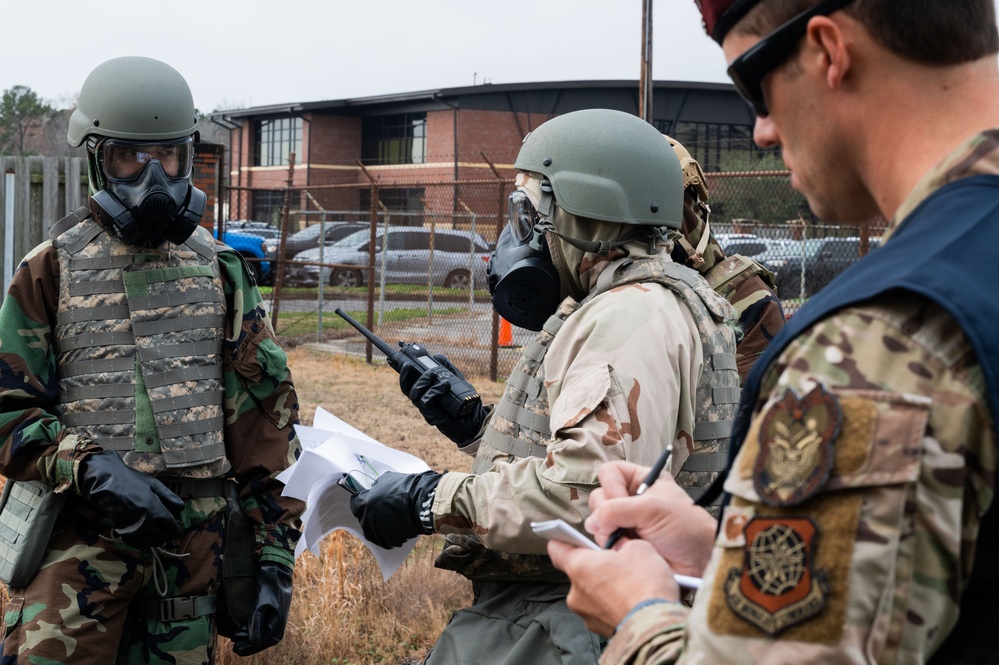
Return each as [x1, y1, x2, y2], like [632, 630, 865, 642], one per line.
[727, 0, 857, 117]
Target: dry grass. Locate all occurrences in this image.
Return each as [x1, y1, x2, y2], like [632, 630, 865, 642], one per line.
[215, 346, 506, 664]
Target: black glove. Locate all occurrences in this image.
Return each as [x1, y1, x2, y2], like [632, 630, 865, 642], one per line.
[349, 470, 442, 549]
[399, 354, 487, 446]
[77, 451, 184, 549]
[230, 561, 294, 657]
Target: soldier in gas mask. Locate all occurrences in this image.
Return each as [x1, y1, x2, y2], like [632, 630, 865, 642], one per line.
[349, 108, 740, 665]
[665, 136, 785, 379]
[0, 56, 303, 663]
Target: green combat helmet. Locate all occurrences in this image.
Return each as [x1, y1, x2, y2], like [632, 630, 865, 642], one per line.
[514, 108, 684, 228]
[67, 56, 205, 247]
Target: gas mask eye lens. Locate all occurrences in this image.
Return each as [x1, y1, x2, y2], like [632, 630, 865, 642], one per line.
[101, 137, 193, 181]
[507, 190, 540, 244]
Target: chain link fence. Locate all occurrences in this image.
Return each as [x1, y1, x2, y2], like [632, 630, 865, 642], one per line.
[221, 171, 885, 379]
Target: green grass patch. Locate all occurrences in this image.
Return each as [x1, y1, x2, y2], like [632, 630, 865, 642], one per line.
[274, 306, 465, 338]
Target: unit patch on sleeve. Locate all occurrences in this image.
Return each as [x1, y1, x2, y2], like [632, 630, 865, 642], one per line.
[753, 385, 842, 506]
[723, 516, 830, 636]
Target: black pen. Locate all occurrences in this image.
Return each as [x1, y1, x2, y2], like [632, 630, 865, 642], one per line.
[602, 444, 673, 550]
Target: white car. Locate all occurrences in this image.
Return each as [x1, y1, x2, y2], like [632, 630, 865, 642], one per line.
[287, 227, 492, 289]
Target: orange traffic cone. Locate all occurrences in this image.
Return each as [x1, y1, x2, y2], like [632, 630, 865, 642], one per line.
[498, 317, 514, 347]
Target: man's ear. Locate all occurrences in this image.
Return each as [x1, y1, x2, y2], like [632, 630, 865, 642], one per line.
[806, 15, 852, 92]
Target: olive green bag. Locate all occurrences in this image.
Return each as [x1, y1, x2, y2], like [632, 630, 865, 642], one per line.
[0, 480, 67, 587]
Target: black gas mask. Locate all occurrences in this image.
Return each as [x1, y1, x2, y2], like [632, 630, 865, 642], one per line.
[90, 137, 205, 248]
[487, 189, 561, 331]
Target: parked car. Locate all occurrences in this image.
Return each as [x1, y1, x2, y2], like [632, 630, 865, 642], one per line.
[215, 228, 273, 284]
[761, 237, 880, 298]
[287, 227, 492, 289]
[716, 233, 795, 259]
[269, 222, 370, 261]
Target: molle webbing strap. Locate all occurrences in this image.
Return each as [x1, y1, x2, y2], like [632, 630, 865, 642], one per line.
[493, 400, 550, 435]
[69, 279, 124, 297]
[60, 356, 136, 376]
[680, 453, 729, 472]
[713, 386, 742, 405]
[150, 390, 224, 414]
[141, 340, 222, 362]
[54, 331, 135, 354]
[61, 383, 135, 401]
[62, 222, 106, 255]
[130, 594, 216, 622]
[142, 364, 221, 389]
[184, 229, 218, 261]
[712, 352, 739, 372]
[693, 420, 734, 440]
[127, 287, 221, 311]
[133, 314, 226, 337]
[69, 255, 135, 271]
[62, 410, 134, 427]
[56, 304, 130, 325]
[92, 437, 134, 452]
[158, 416, 225, 440]
[48, 205, 91, 241]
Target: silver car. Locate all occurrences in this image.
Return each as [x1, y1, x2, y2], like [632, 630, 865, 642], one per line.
[287, 227, 492, 289]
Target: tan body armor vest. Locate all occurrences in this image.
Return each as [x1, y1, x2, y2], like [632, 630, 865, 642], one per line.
[438, 258, 739, 580]
[476, 257, 738, 492]
[51, 215, 227, 474]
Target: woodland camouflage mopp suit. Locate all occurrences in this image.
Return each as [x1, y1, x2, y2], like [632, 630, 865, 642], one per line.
[348, 109, 741, 665]
[0, 57, 303, 664]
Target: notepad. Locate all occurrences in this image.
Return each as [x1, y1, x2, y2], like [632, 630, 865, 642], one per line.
[531, 518, 702, 589]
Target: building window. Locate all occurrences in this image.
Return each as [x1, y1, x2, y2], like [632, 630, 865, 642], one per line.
[252, 189, 285, 226]
[254, 117, 302, 167]
[361, 113, 426, 165]
[655, 120, 772, 172]
[359, 187, 425, 225]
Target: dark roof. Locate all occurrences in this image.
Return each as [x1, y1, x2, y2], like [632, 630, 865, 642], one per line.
[211, 79, 749, 126]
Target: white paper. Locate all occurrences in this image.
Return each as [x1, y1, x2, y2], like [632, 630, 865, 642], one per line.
[531, 518, 702, 590]
[280, 406, 431, 581]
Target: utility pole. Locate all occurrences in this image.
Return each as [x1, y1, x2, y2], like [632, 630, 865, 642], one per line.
[639, 0, 654, 123]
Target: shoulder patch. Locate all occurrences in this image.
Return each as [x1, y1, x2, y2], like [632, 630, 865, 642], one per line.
[723, 516, 830, 636]
[753, 385, 841, 506]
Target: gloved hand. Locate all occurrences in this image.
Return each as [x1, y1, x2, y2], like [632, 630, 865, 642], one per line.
[350, 470, 442, 549]
[77, 451, 184, 549]
[399, 354, 487, 446]
[230, 561, 294, 656]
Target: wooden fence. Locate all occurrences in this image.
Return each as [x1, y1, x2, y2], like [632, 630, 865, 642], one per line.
[0, 156, 88, 296]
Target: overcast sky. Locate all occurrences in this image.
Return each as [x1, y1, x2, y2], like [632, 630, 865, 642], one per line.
[4, 0, 730, 113]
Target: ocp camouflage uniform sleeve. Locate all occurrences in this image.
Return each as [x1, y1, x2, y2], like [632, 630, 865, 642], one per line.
[433, 283, 703, 553]
[218, 249, 304, 567]
[0, 243, 101, 492]
[603, 292, 995, 665]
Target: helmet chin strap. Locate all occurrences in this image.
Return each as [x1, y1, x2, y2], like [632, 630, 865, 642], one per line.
[672, 198, 712, 270]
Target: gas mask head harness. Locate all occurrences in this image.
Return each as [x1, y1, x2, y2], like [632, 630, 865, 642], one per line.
[488, 173, 668, 331]
[88, 135, 206, 248]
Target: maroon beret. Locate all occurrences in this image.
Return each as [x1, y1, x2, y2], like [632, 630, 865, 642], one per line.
[696, 0, 766, 44]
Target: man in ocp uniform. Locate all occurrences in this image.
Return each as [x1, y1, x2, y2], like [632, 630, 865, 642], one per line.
[549, 1, 999, 663]
[0, 56, 303, 664]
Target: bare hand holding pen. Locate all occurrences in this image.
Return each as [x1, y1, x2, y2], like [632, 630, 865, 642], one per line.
[548, 460, 719, 636]
[585, 461, 717, 579]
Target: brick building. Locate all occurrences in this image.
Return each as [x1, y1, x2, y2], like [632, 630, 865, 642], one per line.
[210, 79, 756, 227]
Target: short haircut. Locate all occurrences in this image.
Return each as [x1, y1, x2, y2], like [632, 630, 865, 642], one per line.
[736, 0, 999, 65]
